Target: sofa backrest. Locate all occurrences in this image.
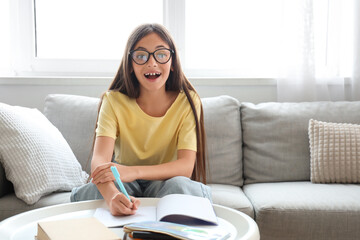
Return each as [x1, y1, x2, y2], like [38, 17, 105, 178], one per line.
[43, 94, 244, 186]
[44, 94, 100, 174]
[202, 96, 243, 186]
[241, 101, 360, 184]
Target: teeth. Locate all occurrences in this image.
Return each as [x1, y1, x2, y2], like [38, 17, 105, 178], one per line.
[145, 73, 160, 76]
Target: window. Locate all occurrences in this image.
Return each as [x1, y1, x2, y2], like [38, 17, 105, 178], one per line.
[0, 0, 11, 75]
[184, 0, 353, 78]
[35, 0, 163, 59]
[184, 0, 282, 77]
[5, 0, 354, 78]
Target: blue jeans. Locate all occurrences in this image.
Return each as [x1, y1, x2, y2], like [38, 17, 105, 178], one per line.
[70, 176, 212, 202]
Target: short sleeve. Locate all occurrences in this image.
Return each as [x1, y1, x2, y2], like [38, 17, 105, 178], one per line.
[95, 93, 118, 139]
[177, 93, 201, 151]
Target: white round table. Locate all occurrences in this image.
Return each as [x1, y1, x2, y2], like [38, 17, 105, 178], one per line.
[0, 198, 259, 240]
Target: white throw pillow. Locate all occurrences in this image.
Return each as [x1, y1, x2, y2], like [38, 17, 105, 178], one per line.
[308, 119, 360, 183]
[0, 103, 88, 204]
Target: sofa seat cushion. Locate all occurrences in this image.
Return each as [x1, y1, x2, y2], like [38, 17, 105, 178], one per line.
[243, 182, 360, 240]
[208, 184, 253, 218]
[0, 192, 71, 221]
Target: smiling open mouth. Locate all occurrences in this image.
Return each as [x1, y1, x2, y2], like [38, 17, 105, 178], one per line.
[144, 73, 161, 80]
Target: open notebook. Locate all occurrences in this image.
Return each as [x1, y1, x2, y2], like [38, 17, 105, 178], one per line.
[94, 194, 218, 227]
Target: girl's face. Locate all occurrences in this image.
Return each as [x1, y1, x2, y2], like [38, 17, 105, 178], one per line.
[131, 33, 173, 95]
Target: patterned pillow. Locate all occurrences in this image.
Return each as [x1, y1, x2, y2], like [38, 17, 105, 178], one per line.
[308, 119, 360, 183]
[0, 103, 88, 204]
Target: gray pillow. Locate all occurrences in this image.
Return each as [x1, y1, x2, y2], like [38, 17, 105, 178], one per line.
[241, 101, 360, 184]
[202, 96, 243, 186]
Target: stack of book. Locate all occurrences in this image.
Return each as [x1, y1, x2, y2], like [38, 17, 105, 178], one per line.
[94, 194, 231, 240]
[123, 221, 230, 240]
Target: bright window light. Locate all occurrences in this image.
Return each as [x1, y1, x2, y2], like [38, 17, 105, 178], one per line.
[6, 0, 354, 77]
[184, 0, 353, 78]
[35, 0, 163, 59]
[0, 0, 11, 74]
[185, 0, 283, 77]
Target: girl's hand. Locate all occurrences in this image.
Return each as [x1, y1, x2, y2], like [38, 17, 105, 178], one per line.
[91, 162, 138, 184]
[109, 193, 140, 216]
[91, 162, 117, 185]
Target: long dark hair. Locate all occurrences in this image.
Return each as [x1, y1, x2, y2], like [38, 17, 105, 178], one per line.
[95, 23, 207, 183]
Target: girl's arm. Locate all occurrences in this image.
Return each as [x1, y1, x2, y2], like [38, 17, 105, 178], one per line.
[131, 149, 196, 180]
[91, 136, 140, 215]
[92, 149, 196, 184]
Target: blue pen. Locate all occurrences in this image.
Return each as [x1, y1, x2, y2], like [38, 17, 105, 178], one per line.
[110, 166, 131, 202]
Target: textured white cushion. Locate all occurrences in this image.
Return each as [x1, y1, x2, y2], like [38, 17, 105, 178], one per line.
[0, 103, 88, 204]
[309, 119, 360, 183]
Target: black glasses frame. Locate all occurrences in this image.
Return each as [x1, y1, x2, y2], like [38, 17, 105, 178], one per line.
[129, 48, 175, 65]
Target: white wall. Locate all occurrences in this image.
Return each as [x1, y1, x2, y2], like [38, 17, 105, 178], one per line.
[0, 77, 277, 111]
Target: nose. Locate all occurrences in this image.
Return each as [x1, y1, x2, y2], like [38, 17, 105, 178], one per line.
[147, 53, 157, 66]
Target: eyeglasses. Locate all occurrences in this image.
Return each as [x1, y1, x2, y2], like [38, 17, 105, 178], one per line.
[129, 48, 174, 65]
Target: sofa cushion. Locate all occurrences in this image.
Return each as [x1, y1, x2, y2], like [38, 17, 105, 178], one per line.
[309, 119, 360, 183]
[0, 103, 88, 205]
[241, 101, 360, 184]
[202, 96, 243, 186]
[0, 192, 71, 221]
[43, 94, 100, 174]
[243, 182, 360, 240]
[208, 184, 253, 218]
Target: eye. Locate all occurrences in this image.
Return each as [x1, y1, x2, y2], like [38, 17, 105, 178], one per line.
[157, 53, 166, 59]
[132, 50, 148, 61]
[155, 50, 169, 60]
[135, 53, 147, 60]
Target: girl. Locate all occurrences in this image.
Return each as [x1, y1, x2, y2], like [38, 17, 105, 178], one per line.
[70, 23, 211, 216]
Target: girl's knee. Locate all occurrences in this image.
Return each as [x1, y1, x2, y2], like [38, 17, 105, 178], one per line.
[165, 176, 191, 186]
[159, 176, 212, 201]
[70, 182, 103, 202]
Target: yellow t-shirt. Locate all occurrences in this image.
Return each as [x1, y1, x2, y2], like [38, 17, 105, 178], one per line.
[95, 90, 201, 166]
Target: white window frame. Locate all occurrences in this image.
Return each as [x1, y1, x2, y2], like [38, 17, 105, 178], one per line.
[10, 0, 186, 77]
[10, 0, 350, 80]
[8, 0, 284, 79]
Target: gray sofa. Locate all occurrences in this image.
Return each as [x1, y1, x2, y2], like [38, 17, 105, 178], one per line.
[1, 94, 360, 240]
